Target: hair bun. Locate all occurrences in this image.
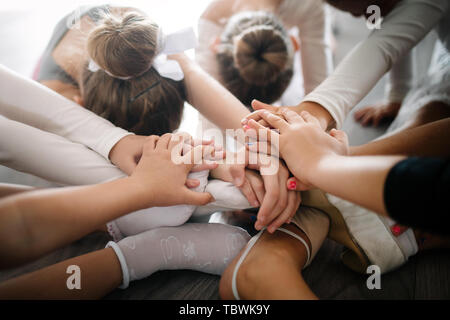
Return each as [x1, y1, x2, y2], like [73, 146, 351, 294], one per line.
[87, 11, 159, 79]
[233, 26, 289, 86]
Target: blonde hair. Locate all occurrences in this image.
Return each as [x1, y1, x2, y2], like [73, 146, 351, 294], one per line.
[81, 10, 185, 135]
[216, 11, 294, 107]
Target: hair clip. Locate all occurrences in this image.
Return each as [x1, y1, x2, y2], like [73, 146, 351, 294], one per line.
[128, 80, 161, 104]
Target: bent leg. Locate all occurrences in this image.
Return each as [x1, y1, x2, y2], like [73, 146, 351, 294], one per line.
[220, 224, 315, 300]
[220, 209, 329, 300]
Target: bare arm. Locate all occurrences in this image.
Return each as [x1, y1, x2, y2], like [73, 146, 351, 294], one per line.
[351, 118, 450, 157]
[0, 134, 213, 269]
[0, 248, 121, 299]
[311, 154, 404, 216]
[174, 54, 251, 130]
[0, 177, 146, 268]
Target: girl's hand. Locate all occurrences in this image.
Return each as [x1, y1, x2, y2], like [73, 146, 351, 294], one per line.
[242, 99, 332, 132]
[129, 133, 217, 208]
[248, 155, 301, 233]
[109, 135, 147, 176]
[210, 153, 300, 232]
[247, 109, 349, 187]
[210, 163, 264, 208]
[109, 133, 220, 181]
[354, 102, 401, 127]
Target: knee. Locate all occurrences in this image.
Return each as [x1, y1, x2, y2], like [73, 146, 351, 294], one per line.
[219, 245, 293, 300]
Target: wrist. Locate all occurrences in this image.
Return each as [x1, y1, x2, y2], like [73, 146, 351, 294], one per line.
[109, 135, 131, 164]
[295, 102, 335, 130]
[306, 153, 341, 187]
[119, 177, 156, 210]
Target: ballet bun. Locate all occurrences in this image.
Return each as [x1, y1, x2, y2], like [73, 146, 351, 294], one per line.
[87, 11, 159, 79]
[233, 25, 289, 86]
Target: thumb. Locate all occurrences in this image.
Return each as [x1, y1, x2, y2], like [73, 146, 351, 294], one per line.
[330, 129, 349, 145]
[229, 164, 246, 187]
[182, 189, 215, 206]
[251, 100, 278, 112]
[121, 157, 139, 176]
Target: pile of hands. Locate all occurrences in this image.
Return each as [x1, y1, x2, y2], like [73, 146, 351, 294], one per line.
[109, 100, 351, 234]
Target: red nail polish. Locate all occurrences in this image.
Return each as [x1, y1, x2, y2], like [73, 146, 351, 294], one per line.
[288, 181, 297, 190]
[243, 124, 250, 130]
[391, 225, 401, 236]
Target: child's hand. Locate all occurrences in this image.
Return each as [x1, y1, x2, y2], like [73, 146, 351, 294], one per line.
[109, 133, 219, 177]
[354, 102, 401, 127]
[246, 109, 349, 187]
[129, 133, 216, 208]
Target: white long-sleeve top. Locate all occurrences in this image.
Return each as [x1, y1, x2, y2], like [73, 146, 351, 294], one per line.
[0, 64, 132, 160]
[304, 0, 449, 129]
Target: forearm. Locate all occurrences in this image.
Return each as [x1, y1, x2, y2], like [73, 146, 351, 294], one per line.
[350, 118, 450, 157]
[176, 55, 250, 130]
[0, 116, 125, 186]
[0, 178, 146, 268]
[0, 184, 34, 199]
[0, 248, 122, 299]
[310, 155, 405, 216]
[0, 64, 132, 159]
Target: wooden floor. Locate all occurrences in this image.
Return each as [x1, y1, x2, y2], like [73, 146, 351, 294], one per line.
[1, 228, 449, 300]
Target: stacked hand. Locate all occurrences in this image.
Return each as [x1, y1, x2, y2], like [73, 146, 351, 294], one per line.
[127, 133, 221, 208]
[210, 151, 301, 233]
[245, 108, 349, 189]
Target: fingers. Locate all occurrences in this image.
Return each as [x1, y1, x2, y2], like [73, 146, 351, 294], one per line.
[143, 135, 159, 153]
[156, 133, 173, 150]
[246, 140, 279, 157]
[245, 170, 266, 206]
[264, 169, 289, 233]
[267, 190, 300, 233]
[186, 179, 200, 188]
[182, 189, 214, 206]
[255, 171, 281, 230]
[330, 129, 349, 146]
[391, 224, 409, 237]
[241, 100, 278, 125]
[229, 163, 246, 187]
[354, 106, 372, 121]
[286, 177, 311, 191]
[239, 178, 260, 208]
[255, 111, 289, 132]
[191, 162, 219, 172]
[300, 111, 321, 127]
[182, 145, 216, 165]
[280, 108, 303, 124]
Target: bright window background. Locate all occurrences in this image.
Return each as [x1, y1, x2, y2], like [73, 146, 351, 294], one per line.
[0, 0, 213, 135]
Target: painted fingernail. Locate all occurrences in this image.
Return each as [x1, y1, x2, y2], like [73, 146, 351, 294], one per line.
[391, 225, 401, 237]
[243, 124, 250, 131]
[288, 180, 297, 190]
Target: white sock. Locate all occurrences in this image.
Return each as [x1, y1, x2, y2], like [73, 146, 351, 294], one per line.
[108, 223, 250, 288]
[107, 171, 209, 241]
